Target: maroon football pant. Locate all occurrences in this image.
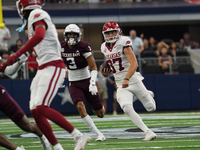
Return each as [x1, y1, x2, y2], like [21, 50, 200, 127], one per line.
[0, 85, 24, 123]
[69, 78, 103, 111]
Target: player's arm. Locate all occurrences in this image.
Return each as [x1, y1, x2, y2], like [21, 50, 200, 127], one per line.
[0, 53, 29, 76]
[86, 55, 98, 95]
[122, 46, 138, 88]
[7, 20, 46, 65]
[86, 55, 97, 83]
[87, 55, 97, 71]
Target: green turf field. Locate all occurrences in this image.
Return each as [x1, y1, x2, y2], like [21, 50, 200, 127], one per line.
[1, 111, 200, 150]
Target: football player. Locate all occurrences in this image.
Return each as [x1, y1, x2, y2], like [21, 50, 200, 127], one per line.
[0, 55, 50, 150]
[100, 21, 157, 141]
[6, 0, 90, 150]
[61, 24, 106, 141]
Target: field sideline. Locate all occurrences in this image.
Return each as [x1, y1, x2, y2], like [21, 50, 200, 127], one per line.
[1, 111, 200, 150]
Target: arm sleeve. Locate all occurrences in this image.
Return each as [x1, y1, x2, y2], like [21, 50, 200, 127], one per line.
[4, 62, 22, 76]
[4, 53, 29, 76]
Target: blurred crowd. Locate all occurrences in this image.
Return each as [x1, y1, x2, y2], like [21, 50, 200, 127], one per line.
[0, 20, 197, 79]
[128, 30, 197, 74]
[44, 0, 177, 4]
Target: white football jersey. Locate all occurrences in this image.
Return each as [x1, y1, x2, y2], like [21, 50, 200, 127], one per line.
[101, 36, 144, 86]
[28, 9, 62, 66]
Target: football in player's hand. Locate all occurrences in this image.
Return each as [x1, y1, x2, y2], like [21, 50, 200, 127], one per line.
[100, 61, 112, 77]
[101, 61, 111, 71]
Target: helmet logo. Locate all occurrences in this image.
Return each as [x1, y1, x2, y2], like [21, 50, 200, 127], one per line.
[29, 0, 40, 4]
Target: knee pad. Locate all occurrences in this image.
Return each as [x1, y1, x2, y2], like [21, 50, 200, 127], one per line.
[144, 102, 156, 112]
[122, 104, 133, 114]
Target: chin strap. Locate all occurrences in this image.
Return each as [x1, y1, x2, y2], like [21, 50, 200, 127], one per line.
[16, 20, 27, 32]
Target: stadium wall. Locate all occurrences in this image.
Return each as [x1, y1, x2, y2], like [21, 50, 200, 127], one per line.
[0, 74, 199, 117]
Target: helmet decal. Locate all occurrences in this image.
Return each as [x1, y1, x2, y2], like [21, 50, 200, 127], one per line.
[16, 0, 42, 19]
[102, 21, 121, 43]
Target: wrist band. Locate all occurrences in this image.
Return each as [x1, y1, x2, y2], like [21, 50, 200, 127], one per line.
[124, 78, 129, 81]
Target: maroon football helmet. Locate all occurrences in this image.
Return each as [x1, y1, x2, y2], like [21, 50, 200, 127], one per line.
[102, 21, 121, 43]
[16, 0, 42, 19]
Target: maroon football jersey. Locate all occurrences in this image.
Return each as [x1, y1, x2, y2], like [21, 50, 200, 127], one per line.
[61, 41, 92, 70]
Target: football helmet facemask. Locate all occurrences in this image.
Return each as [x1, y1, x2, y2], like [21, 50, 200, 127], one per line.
[64, 24, 82, 46]
[102, 21, 121, 43]
[16, 0, 42, 19]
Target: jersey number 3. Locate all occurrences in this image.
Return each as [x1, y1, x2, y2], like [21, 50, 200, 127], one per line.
[67, 58, 77, 69]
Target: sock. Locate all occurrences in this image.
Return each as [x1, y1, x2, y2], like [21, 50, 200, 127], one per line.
[71, 128, 83, 140]
[38, 134, 44, 141]
[36, 105, 74, 133]
[15, 147, 22, 150]
[83, 115, 101, 135]
[31, 109, 57, 145]
[123, 104, 149, 133]
[39, 134, 49, 145]
[53, 143, 64, 150]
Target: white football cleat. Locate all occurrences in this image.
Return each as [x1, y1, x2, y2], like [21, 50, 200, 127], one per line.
[142, 130, 157, 142]
[74, 134, 91, 150]
[95, 133, 106, 142]
[39, 135, 52, 150]
[20, 146, 25, 150]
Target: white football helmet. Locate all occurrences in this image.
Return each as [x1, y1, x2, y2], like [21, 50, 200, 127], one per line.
[16, 0, 42, 19]
[64, 24, 82, 46]
[102, 21, 121, 43]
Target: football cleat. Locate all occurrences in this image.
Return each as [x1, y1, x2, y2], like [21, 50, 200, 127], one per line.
[74, 134, 91, 150]
[20, 146, 25, 150]
[95, 133, 106, 142]
[142, 130, 157, 142]
[39, 135, 52, 150]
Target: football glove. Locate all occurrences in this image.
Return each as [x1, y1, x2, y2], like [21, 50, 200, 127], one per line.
[6, 52, 21, 66]
[89, 81, 98, 95]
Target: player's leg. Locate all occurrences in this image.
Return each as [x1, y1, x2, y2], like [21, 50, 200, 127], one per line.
[117, 87, 149, 132]
[15, 115, 51, 150]
[113, 91, 118, 115]
[117, 86, 156, 141]
[30, 67, 89, 149]
[85, 81, 106, 141]
[133, 81, 156, 112]
[0, 82, 51, 150]
[0, 85, 25, 150]
[0, 133, 19, 150]
[70, 79, 105, 141]
[101, 89, 108, 113]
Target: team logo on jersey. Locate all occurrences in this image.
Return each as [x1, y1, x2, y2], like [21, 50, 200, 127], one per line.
[34, 14, 41, 19]
[126, 41, 131, 44]
[105, 52, 121, 59]
[61, 48, 64, 52]
[104, 48, 107, 53]
[62, 50, 80, 57]
[2, 89, 5, 94]
[88, 46, 92, 51]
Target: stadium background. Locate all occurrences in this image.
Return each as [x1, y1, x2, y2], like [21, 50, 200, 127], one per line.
[0, 0, 200, 116]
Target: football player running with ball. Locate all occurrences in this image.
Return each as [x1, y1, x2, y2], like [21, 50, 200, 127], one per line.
[6, 0, 90, 150]
[61, 24, 106, 142]
[100, 21, 157, 141]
